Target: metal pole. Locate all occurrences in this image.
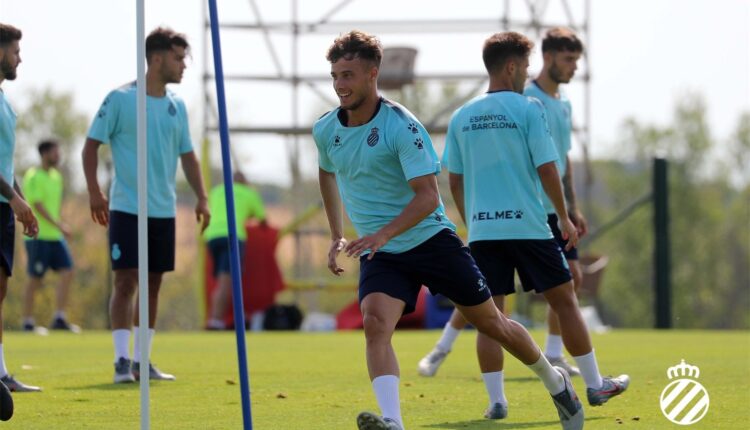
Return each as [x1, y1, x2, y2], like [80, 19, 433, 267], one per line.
[206, 1, 253, 428]
[653, 157, 671, 329]
[135, 0, 150, 428]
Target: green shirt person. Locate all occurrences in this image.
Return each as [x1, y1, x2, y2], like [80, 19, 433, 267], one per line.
[204, 172, 266, 330]
[21, 140, 78, 336]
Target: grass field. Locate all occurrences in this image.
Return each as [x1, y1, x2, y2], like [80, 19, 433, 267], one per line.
[2, 329, 748, 429]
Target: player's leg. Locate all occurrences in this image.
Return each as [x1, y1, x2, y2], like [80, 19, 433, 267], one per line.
[206, 238, 231, 330]
[21, 276, 41, 331]
[0, 268, 13, 417]
[50, 240, 78, 332]
[475, 295, 508, 419]
[417, 308, 467, 376]
[111, 268, 137, 383]
[21, 240, 44, 331]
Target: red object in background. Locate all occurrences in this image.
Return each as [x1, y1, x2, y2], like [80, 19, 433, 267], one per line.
[204, 224, 285, 328]
[335, 286, 428, 329]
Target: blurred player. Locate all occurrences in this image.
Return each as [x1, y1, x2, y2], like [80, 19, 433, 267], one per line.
[204, 171, 266, 330]
[22, 139, 79, 333]
[83, 27, 210, 383]
[0, 22, 41, 394]
[314, 30, 583, 430]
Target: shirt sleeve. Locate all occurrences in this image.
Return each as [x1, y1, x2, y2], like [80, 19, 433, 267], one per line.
[87, 91, 120, 144]
[445, 115, 463, 174]
[22, 170, 39, 204]
[526, 98, 560, 168]
[313, 124, 336, 173]
[394, 121, 439, 181]
[178, 100, 193, 154]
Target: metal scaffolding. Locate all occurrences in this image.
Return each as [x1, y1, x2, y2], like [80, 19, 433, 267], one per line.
[201, 0, 592, 277]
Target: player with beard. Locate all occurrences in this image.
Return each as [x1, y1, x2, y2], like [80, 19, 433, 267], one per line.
[83, 27, 210, 384]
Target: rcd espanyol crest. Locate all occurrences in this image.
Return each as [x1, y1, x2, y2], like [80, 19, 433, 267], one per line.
[660, 359, 709, 425]
[367, 128, 380, 147]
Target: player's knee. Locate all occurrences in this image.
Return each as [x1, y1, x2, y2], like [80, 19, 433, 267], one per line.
[362, 313, 392, 343]
[570, 268, 583, 294]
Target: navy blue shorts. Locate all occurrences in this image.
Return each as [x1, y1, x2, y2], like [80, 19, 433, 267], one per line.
[25, 240, 73, 277]
[207, 237, 245, 277]
[470, 239, 572, 296]
[0, 203, 14, 277]
[547, 214, 578, 260]
[108, 211, 175, 273]
[359, 229, 491, 315]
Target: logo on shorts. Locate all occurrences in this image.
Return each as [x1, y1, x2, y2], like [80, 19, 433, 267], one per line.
[168, 103, 177, 116]
[367, 128, 380, 147]
[660, 359, 709, 425]
[112, 244, 122, 261]
[477, 278, 487, 292]
[34, 261, 44, 275]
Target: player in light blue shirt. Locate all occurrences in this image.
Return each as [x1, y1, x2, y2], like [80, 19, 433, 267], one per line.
[0, 22, 42, 397]
[82, 27, 210, 384]
[315, 30, 580, 430]
[420, 31, 627, 418]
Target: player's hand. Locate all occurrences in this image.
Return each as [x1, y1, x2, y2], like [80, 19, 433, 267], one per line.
[327, 238, 347, 276]
[559, 216, 579, 251]
[569, 209, 588, 237]
[345, 231, 389, 260]
[195, 198, 210, 233]
[9, 194, 38, 238]
[89, 191, 109, 226]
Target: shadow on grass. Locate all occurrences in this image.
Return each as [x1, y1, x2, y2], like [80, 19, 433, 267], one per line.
[62, 382, 168, 391]
[423, 416, 605, 429]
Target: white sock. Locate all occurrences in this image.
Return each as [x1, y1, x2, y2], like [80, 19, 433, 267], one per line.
[573, 350, 604, 389]
[0, 344, 8, 378]
[372, 375, 403, 428]
[112, 329, 131, 362]
[481, 371, 507, 406]
[435, 323, 461, 352]
[527, 354, 565, 395]
[54, 310, 66, 320]
[545, 334, 564, 359]
[133, 327, 155, 363]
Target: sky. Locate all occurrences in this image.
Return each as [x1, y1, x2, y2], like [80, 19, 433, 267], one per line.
[0, 0, 748, 186]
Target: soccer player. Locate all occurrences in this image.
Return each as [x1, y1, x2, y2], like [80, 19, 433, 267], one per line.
[314, 30, 583, 430]
[82, 27, 210, 383]
[22, 139, 79, 333]
[204, 171, 266, 330]
[435, 31, 628, 418]
[419, 28, 589, 376]
[0, 22, 41, 394]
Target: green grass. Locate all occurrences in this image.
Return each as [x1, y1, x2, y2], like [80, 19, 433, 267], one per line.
[4, 329, 749, 429]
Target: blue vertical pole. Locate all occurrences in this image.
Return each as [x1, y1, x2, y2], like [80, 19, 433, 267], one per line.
[206, 1, 253, 428]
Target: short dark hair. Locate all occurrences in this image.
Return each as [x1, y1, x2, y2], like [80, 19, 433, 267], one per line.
[542, 27, 584, 53]
[145, 27, 189, 62]
[38, 139, 58, 156]
[482, 32, 534, 74]
[326, 30, 383, 67]
[0, 23, 22, 47]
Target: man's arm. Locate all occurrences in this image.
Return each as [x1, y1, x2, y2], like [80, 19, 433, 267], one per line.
[180, 151, 210, 232]
[319, 168, 346, 275]
[82, 138, 110, 226]
[345, 173, 440, 259]
[562, 155, 588, 236]
[0, 176, 38, 238]
[538, 161, 578, 250]
[449, 172, 467, 225]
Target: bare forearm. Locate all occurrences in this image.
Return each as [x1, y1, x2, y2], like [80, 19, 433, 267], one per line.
[82, 139, 102, 194]
[538, 162, 568, 220]
[562, 156, 577, 211]
[0, 175, 14, 201]
[449, 173, 467, 225]
[33, 202, 59, 227]
[377, 189, 439, 241]
[319, 169, 344, 239]
[181, 154, 208, 201]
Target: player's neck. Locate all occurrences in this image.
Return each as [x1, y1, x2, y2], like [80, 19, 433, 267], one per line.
[346, 93, 380, 127]
[487, 77, 514, 93]
[41, 162, 53, 171]
[145, 70, 167, 97]
[535, 73, 560, 98]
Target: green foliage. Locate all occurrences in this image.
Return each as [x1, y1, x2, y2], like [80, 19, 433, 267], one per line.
[587, 94, 749, 328]
[5, 330, 749, 429]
